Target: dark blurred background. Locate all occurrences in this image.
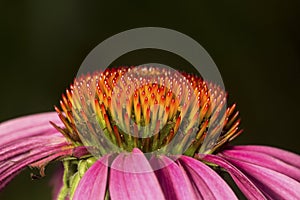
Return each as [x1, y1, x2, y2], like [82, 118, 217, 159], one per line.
[0, 1, 299, 199]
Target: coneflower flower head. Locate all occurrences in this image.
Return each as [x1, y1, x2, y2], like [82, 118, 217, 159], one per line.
[54, 66, 241, 169]
[41, 65, 244, 199]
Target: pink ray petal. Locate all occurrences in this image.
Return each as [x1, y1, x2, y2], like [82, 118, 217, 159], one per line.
[229, 145, 300, 168]
[73, 155, 110, 200]
[0, 112, 64, 147]
[150, 156, 197, 200]
[202, 154, 266, 200]
[0, 134, 65, 165]
[221, 149, 300, 182]
[0, 143, 70, 189]
[0, 112, 71, 189]
[110, 148, 165, 200]
[0, 112, 63, 137]
[176, 160, 203, 199]
[0, 141, 67, 176]
[224, 155, 300, 199]
[179, 156, 238, 200]
[0, 112, 63, 132]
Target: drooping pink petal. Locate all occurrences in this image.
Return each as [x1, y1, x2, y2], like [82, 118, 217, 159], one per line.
[221, 148, 300, 182]
[0, 112, 64, 146]
[223, 155, 300, 199]
[110, 148, 165, 200]
[202, 154, 266, 200]
[0, 112, 72, 189]
[179, 155, 238, 200]
[229, 145, 300, 168]
[0, 142, 70, 189]
[150, 156, 197, 200]
[73, 155, 110, 200]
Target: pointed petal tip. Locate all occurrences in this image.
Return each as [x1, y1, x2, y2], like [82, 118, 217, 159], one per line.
[132, 147, 143, 154]
[110, 150, 165, 200]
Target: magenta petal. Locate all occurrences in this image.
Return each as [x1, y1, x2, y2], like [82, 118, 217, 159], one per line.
[0, 112, 63, 145]
[110, 148, 165, 200]
[0, 112, 63, 131]
[0, 112, 69, 189]
[202, 154, 266, 200]
[221, 149, 300, 182]
[229, 145, 300, 168]
[0, 112, 65, 151]
[150, 156, 197, 200]
[224, 156, 300, 199]
[73, 155, 109, 200]
[0, 143, 69, 189]
[179, 156, 238, 200]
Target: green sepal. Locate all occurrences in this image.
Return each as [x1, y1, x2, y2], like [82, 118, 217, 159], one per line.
[69, 172, 81, 199]
[56, 156, 97, 200]
[57, 160, 76, 200]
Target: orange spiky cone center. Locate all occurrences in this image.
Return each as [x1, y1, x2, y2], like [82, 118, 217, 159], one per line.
[53, 66, 242, 156]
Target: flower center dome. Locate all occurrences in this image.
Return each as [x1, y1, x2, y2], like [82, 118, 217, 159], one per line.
[54, 66, 241, 157]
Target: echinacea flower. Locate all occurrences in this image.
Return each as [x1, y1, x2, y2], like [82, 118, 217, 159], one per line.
[1, 66, 300, 200]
